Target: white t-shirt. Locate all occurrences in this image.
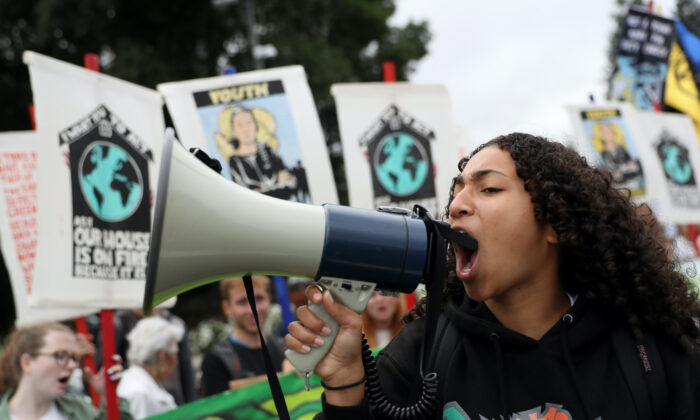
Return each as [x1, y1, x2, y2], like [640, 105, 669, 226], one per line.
[117, 365, 177, 419]
[10, 403, 67, 420]
[375, 329, 393, 349]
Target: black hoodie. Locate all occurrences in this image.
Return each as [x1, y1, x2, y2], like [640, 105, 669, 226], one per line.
[319, 296, 700, 419]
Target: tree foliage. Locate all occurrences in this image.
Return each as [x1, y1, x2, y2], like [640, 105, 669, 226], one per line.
[677, 0, 700, 36]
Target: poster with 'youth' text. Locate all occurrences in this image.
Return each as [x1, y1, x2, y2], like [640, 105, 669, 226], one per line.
[567, 105, 648, 201]
[331, 83, 457, 216]
[24, 51, 165, 309]
[158, 66, 337, 205]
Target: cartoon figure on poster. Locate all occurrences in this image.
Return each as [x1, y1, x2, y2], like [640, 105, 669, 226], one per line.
[580, 110, 646, 196]
[193, 80, 310, 203]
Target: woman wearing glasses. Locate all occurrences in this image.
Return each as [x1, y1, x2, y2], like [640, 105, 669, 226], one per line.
[0, 322, 134, 419]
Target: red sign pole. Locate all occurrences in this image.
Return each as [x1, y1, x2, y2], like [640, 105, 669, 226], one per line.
[28, 105, 36, 130]
[382, 61, 396, 83]
[687, 225, 700, 257]
[82, 52, 119, 420]
[99, 309, 119, 420]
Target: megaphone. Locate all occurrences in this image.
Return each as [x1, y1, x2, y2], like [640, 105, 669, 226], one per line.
[144, 128, 476, 379]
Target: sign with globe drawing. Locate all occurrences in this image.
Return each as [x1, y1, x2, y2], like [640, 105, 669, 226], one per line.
[78, 141, 144, 222]
[59, 105, 152, 281]
[654, 131, 700, 208]
[359, 105, 437, 213]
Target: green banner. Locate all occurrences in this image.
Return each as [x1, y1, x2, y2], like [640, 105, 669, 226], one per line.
[147, 373, 324, 420]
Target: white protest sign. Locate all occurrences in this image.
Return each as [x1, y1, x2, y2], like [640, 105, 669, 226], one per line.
[0, 131, 91, 325]
[627, 110, 700, 224]
[24, 51, 165, 308]
[332, 83, 457, 216]
[158, 66, 337, 205]
[567, 104, 649, 203]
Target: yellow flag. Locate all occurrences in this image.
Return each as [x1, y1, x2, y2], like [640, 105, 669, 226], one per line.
[665, 42, 700, 123]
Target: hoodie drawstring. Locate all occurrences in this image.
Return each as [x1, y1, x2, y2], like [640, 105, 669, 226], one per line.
[489, 332, 509, 415]
[560, 313, 593, 420]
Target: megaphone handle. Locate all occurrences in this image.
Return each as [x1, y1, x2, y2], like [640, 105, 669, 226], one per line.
[285, 299, 340, 374]
[284, 278, 376, 389]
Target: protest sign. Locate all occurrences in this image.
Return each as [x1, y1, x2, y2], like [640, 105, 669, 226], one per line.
[331, 83, 456, 216]
[0, 131, 90, 325]
[608, 7, 675, 110]
[23, 51, 165, 308]
[158, 66, 337, 205]
[567, 105, 648, 200]
[627, 110, 700, 224]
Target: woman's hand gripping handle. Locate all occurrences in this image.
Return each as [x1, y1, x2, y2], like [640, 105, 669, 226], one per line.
[284, 278, 375, 396]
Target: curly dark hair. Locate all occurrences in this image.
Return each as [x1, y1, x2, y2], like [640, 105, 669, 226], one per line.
[406, 132, 700, 352]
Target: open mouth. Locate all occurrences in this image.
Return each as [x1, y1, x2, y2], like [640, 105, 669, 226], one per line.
[58, 375, 70, 386]
[453, 240, 478, 278]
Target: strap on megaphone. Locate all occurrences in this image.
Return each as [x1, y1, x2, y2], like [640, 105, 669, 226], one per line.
[242, 274, 291, 419]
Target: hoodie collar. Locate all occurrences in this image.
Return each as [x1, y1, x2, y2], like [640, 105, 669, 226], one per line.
[443, 294, 614, 349]
[442, 294, 612, 418]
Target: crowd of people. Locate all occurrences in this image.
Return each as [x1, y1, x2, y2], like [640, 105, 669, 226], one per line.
[0, 274, 410, 419]
[1, 133, 699, 419]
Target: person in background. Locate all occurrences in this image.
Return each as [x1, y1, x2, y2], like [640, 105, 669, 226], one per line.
[113, 307, 196, 405]
[117, 317, 183, 419]
[361, 292, 406, 350]
[287, 277, 312, 313]
[199, 276, 289, 397]
[0, 322, 132, 420]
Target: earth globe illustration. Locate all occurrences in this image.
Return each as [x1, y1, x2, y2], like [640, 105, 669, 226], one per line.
[660, 143, 692, 184]
[79, 141, 143, 222]
[374, 132, 429, 196]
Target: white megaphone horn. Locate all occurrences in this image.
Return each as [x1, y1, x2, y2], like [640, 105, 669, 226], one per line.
[143, 128, 476, 380]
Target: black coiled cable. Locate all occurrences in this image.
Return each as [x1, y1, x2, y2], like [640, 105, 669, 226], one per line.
[361, 333, 440, 419]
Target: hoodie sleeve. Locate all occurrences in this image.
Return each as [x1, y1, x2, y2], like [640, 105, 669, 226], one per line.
[314, 318, 427, 419]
